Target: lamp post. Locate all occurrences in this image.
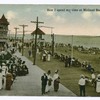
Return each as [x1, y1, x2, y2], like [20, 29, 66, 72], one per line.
[71, 35, 73, 59]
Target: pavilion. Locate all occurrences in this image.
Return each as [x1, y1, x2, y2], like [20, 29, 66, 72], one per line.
[31, 28, 45, 47]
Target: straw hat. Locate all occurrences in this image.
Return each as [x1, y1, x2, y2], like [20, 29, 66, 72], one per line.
[2, 63, 6, 66]
[80, 75, 84, 78]
[55, 70, 58, 73]
[97, 74, 100, 78]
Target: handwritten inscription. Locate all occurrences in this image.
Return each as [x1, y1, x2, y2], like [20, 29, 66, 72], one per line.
[47, 8, 100, 12]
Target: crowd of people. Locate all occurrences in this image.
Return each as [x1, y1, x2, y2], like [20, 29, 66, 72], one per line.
[0, 55, 29, 90]
[54, 53, 81, 68]
[0, 41, 29, 90]
[78, 73, 100, 96]
[82, 61, 95, 72]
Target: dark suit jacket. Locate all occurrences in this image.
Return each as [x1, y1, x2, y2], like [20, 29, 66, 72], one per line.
[41, 75, 48, 86]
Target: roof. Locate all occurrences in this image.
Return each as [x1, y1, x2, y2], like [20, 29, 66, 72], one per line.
[31, 28, 45, 35]
[0, 14, 9, 25]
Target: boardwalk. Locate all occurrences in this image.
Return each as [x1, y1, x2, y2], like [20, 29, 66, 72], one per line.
[0, 51, 76, 96]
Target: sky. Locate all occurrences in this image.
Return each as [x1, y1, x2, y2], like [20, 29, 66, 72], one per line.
[1, 4, 100, 36]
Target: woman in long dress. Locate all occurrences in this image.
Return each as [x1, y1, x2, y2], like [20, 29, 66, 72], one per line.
[96, 74, 100, 93]
[0, 69, 3, 89]
[53, 70, 60, 92]
[5, 70, 13, 90]
[47, 53, 51, 61]
[43, 53, 46, 62]
[46, 70, 52, 93]
[2, 63, 8, 89]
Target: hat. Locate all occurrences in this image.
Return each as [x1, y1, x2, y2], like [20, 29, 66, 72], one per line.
[97, 74, 100, 78]
[2, 63, 6, 66]
[80, 75, 84, 78]
[55, 70, 58, 73]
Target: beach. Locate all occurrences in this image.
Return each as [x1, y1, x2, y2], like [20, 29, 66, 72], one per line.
[9, 34, 100, 48]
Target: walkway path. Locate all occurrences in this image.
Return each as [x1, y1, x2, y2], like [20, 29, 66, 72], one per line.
[0, 51, 77, 96]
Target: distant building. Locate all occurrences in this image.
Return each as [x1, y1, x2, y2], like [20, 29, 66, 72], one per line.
[0, 14, 9, 50]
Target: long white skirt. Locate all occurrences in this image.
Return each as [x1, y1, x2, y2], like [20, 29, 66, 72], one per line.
[47, 55, 50, 61]
[0, 78, 2, 89]
[46, 84, 52, 92]
[96, 81, 100, 93]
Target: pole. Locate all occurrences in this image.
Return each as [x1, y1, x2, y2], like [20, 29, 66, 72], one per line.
[22, 26, 24, 56]
[31, 17, 44, 65]
[71, 35, 73, 59]
[19, 25, 28, 56]
[34, 17, 38, 65]
[14, 28, 19, 42]
[52, 33, 54, 56]
[9, 30, 11, 40]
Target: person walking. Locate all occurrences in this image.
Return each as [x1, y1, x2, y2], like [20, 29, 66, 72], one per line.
[43, 53, 46, 62]
[65, 56, 68, 67]
[78, 75, 86, 96]
[68, 56, 71, 68]
[45, 70, 52, 93]
[28, 49, 31, 57]
[2, 63, 8, 89]
[96, 74, 100, 93]
[53, 70, 60, 92]
[18, 45, 21, 53]
[91, 72, 95, 86]
[0, 68, 3, 90]
[41, 73, 48, 95]
[47, 53, 51, 61]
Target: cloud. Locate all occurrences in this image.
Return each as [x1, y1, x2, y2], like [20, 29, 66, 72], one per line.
[55, 15, 66, 22]
[94, 12, 100, 16]
[26, 8, 31, 12]
[42, 9, 66, 23]
[81, 12, 91, 19]
[6, 11, 18, 20]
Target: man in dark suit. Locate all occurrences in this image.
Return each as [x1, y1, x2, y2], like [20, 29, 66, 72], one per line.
[68, 56, 71, 68]
[41, 73, 48, 95]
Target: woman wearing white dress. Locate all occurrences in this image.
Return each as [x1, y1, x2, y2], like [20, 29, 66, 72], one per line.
[46, 70, 52, 93]
[47, 53, 51, 61]
[0, 68, 3, 89]
[37, 48, 39, 54]
[2, 63, 8, 89]
[96, 74, 100, 93]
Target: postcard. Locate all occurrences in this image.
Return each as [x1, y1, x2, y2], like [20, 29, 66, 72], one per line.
[0, 4, 100, 100]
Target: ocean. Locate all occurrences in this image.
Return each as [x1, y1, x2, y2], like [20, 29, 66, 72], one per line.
[8, 34, 100, 49]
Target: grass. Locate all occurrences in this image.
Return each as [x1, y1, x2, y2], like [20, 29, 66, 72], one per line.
[23, 44, 100, 97]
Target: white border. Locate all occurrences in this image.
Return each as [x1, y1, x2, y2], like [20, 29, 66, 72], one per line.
[0, 0, 100, 4]
[0, 1, 100, 100]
